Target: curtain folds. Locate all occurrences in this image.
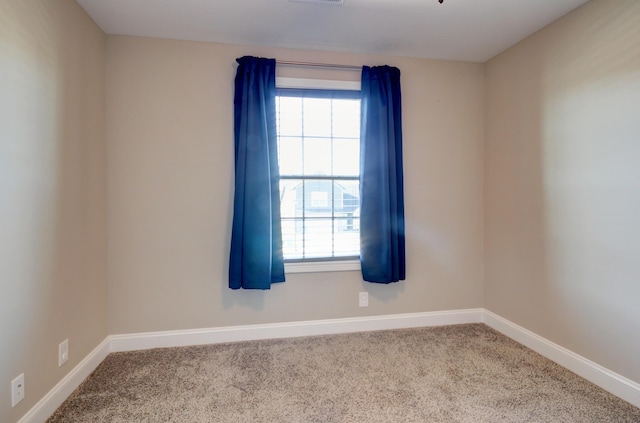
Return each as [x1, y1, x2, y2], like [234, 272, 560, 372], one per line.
[359, 65, 406, 283]
[229, 56, 285, 290]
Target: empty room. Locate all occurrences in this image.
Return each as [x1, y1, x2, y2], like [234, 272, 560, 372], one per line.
[1, 0, 639, 421]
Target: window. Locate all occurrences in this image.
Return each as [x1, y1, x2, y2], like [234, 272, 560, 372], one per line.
[275, 82, 361, 270]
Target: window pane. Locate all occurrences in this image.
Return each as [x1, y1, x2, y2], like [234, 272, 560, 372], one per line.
[278, 97, 302, 136]
[310, 191, 329, 207]
[332, 138, 360, 176]
[278, 137, 302, 175]
[334, 217, 360, 256]
[279, 179, 302, 218]
[281, 218, 303, 259]
[303, 137, 332, 175]
[303, 179, 332, 214]
[332, 99, 360, 138]
[303, 98, 331, 137]
[304, 219, 333, 258]
[335, 179, 359, 213]
[276, 90, 361, 262]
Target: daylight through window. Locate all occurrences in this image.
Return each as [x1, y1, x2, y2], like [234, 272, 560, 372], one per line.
[276, 89, 361, 261]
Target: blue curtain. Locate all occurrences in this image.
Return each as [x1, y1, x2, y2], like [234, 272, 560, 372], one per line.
[229, 56, 285, 290]
[359, 66, 406, 283]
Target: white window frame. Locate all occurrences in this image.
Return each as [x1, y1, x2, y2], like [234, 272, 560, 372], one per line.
[276, 77, 361, 274]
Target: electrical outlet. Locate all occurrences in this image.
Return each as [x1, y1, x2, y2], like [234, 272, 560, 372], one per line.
[11, 373, 24, 407]
[59, 339, 69, 367]
[358, 291, 368, 307]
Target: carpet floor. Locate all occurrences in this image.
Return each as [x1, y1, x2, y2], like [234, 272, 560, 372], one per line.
[47, 324, 640, 422]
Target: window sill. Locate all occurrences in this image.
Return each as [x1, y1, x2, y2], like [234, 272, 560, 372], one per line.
[285, 260, 361, 274]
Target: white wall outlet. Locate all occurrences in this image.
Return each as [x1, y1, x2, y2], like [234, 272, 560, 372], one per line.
[59, 339, 69, 367]
[358, 291, 369, 307]
[11, 373, 24, 407]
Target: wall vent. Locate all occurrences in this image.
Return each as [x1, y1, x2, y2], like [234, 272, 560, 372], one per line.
[289, 0, 344, 5]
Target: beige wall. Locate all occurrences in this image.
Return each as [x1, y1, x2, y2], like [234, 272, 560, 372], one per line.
[0, 1, 108, 422]
[106, 37, 485, 333]
[485, 0, 640, 384]
[10, 1, 640, 419]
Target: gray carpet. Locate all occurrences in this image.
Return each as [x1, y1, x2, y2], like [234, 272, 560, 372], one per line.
[47, 324, 640, 422]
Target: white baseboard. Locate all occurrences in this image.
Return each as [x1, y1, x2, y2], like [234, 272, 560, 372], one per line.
[17, 338, 111, 423]
[109, 308, 485, 352]
[18, 308, 640, 423]
[484, 310, 640, 408]
[15, 309, 483, 423]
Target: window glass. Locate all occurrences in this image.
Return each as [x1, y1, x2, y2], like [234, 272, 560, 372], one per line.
[277, 97, 302, 136]
[332, 99, 360, 138]
[276, 89, 360, 262]
[278, 137, 303, 175]
[302, 98, 332, 137]
[332, 138, 359, 176]
[303, 137, 332, 175]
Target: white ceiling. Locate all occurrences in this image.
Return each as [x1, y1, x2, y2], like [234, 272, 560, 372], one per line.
[76, 0, 589, 63]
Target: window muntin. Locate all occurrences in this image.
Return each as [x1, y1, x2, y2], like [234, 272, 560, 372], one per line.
[276, 88, 360, 262]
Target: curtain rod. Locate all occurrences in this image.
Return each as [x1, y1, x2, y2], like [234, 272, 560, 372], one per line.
[277, 60, 362, 71]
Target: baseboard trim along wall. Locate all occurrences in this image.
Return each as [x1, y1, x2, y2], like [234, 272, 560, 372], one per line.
[109, 309, 485, 352]
[484, 310, 640, 408]
[18, 308, 640, 422]
[17, 338, 111, 423]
